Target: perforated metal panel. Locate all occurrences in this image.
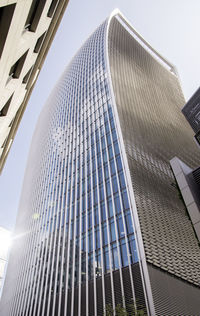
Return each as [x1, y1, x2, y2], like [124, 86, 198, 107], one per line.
[131, 264, 147, 314]
[148, 264, 200, 316]
[108, 15, 200, 313]
[88, 280, 94, 316]
[96, 277, 103, 316]
[193, 166, 200, 186]
[113, 269, 123, 308]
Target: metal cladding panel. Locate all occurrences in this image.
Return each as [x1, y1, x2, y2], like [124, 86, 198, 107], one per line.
[104, 273, 113, 307]
[182, 87, 200, 133]
[88, 280, 94, 316]
[108, 16, 200, 290]
[96, 277, 103, 315]
[131, 264, 147, 314]
[148, 263, 200, 315]
[113, 269, 123, 307]
[193, 166, 200, 186]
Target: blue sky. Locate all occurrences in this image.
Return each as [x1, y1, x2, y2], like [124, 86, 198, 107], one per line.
[0, 0, 200, 230]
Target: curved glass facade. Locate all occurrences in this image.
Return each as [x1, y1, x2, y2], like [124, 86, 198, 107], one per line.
[1, 17, 141, 316]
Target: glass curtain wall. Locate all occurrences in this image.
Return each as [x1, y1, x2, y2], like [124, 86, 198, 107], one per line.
[1, 19, 140, 316]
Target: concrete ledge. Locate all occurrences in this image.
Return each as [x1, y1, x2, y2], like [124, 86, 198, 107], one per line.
[170, 157, 200, 242]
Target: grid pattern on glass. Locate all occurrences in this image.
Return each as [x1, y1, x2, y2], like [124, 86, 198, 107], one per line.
[1, 19, 139, 316]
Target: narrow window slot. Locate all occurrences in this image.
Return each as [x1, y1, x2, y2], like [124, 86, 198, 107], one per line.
[34, 32, 46, 53]
[25, 0, 47, 32]
[22, 67, 33, 84]
[0, 94, 13, 117]
[47, 0, 59, 18]
[0, 4, 16, 58]
[9, 50, 28, 79]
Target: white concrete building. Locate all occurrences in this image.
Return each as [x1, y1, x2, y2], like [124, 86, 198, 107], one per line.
[0, 227, 11, 297]
[0, 0, 69, 173]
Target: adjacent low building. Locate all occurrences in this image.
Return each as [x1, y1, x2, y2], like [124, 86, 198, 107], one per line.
[0, 227, 11, 298]
[0, 0, 69, 173]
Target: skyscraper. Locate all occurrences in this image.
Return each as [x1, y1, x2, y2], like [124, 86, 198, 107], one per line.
[1, 9, 200, 315]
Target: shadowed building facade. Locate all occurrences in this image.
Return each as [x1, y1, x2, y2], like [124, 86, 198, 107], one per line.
[170, 87, 200, 246]
[1, 10, 200, 316]
[0, 0, 69, 173]
[182, 86, 200, 145]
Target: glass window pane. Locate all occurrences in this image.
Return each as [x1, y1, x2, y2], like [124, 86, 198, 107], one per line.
[81, 236, 86, 251]
[120, 242, 128, 267]
[110, 221, 116, 242]
[112, 176, 118, 194]
[98, 168, 103, 183]
[88, 211, 92, 228]
[96, 253, 102, 277]
[106, 180, 111, 197]
[116, 156, 122, 172]
[114, 194, 121, 214]
[94, 207, 99, 226]
[82, 215, 86, 233]
[107, 198, 113, 218]
[82, 196, 85, 212]
[93, 171, 97, 186]
[103, 225, 108, 245]
[104, 251, 109, 273]
[95, 229, 100, 249]
[119, 172, 126, 189]
[108, 146, 113, 159]
[101, 136, 106, 149]
[88, 232, 93, 252]
[128, 236, 138, 263]
[112, 129, 117, 141]
[105, 121, 109, 133]
[97, 155, 101, 167]
[114, 141, 119, 155]
[107, 133, 111, 146]
[76, 219, 80, 237]
[112, 247, 119, 270]
[133, 239, 138, 262]
[88, 254, 93, 279]
[103, 150, 107, 163]
[82, 180, 85, 195]
[104, 163, 109, 179]
[99, 184, 104, 201]
[88, 192, 91, 209]
[125, 213, 134, 234]
[92, 159, 96, 172]
[122, 190, 129, 210]
[93, 188, 98, 205]
[96, 141, 100, 154]
[101, 202, 106, 221]
[117, 216, 125, 238]
[110, 159, 116, 175]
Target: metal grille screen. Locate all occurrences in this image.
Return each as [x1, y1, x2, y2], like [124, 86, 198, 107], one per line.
[148, 264, 200, 315]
